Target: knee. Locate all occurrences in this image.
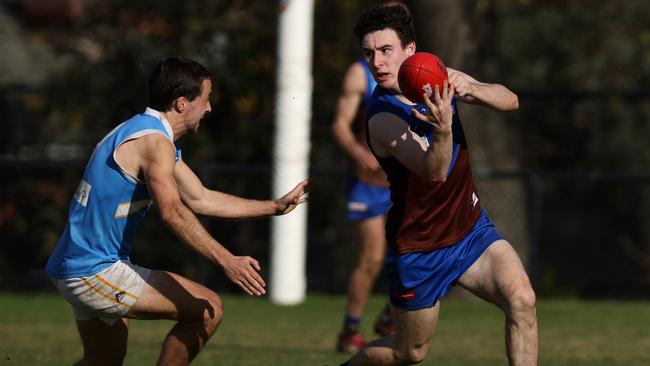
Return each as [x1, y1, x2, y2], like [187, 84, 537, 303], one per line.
[177, 289, 223, 336]
[507, 284, 536, 318]
[357, 255, 384, 277]
[203, 292, 223, 333]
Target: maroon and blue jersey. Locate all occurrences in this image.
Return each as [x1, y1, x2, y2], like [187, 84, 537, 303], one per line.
[366, 87, 482, 254]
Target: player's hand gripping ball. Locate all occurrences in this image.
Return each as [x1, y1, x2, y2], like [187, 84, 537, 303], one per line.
[398, 52, 448, 104]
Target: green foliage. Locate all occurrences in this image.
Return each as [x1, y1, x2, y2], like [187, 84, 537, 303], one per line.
[496, 0, 650, 167]
[481, 1, 650, 296]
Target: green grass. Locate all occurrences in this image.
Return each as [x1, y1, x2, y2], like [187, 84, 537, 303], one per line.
[1, 293, 649, 365]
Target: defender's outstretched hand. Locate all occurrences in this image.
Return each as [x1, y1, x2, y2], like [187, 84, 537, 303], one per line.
[222, 254, 266, 296]
[274, 179, 312, 215]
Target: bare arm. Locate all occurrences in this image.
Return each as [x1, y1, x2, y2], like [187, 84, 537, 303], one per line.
[138, 134, 266, 296]
[331, 62, 381, 171]
[447, 67, 519, 111]
[369, 83, 455, 181]
[174, 160, 310, 219]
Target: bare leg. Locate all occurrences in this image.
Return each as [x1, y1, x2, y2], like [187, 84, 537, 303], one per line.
[127, 270, 223, 366]
[75, 317, 129, 366]
[457, 240, 538, 366]
[346, 215, 387, 319]
[346, 302, 439, 365]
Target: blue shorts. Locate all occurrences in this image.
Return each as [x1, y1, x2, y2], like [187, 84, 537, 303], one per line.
[386, 209, 502, 311]
[346, 177, 392, 221]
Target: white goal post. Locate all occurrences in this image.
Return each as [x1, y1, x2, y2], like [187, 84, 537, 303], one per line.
[270, 0, 314, 305]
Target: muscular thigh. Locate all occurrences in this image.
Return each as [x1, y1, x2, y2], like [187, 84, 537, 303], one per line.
[456, 240, 531, 309]
[127, 270, 221, 322]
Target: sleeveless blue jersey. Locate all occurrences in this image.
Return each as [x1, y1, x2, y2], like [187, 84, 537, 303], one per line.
[46, 108, 180, 278]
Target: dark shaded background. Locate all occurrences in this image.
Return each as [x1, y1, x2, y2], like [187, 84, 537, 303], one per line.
[1, 0, 648, 298]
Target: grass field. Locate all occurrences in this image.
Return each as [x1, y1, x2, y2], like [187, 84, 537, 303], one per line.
[1, 293, 649, 365]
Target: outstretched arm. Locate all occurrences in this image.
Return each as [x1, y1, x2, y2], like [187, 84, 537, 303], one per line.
[447, 67, 519, 111]
[174, 159, 310, 219]
[139, 134, 266, 296]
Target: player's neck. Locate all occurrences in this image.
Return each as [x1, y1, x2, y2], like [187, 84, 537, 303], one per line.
[159, 111, 188, 140]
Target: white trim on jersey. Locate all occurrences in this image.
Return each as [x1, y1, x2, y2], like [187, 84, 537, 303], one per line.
[114, 199, 153, 218]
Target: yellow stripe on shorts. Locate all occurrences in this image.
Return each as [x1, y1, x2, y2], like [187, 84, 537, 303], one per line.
[80, 277, 131, 310]
[93, 274, 139, 301]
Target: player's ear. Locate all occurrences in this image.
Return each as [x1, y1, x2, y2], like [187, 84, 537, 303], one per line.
[174, 97, 186, 112]
[406, 41, 416, 56]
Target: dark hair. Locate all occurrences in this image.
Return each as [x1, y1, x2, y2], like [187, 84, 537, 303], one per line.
[353, 5, 416, 48]
[148, 57, 211, 112]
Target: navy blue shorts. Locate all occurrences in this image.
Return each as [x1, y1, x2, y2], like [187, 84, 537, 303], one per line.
[346, 177, 391, 221]
[386, 209, 502, 310]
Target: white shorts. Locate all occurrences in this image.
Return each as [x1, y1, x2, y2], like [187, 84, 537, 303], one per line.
[51, 260, 151, 325]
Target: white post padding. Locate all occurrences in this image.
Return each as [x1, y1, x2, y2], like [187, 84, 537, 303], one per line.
[270, 0, 314, 305]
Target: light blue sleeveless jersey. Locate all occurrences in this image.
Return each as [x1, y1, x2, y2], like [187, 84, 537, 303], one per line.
[46, 108, 180, 279]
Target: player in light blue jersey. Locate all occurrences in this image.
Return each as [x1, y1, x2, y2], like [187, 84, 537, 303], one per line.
[45, 57, 310, 365]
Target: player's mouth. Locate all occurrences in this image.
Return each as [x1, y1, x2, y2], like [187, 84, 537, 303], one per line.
[375, 72, 390, 82]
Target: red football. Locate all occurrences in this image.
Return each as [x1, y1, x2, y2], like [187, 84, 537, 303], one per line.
[398, 52, 448, 103]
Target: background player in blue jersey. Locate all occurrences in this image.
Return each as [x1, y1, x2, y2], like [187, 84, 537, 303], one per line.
[340, 5, 538, 366]
[45, 57, 310, 366]
[331, 57, 394, 353]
